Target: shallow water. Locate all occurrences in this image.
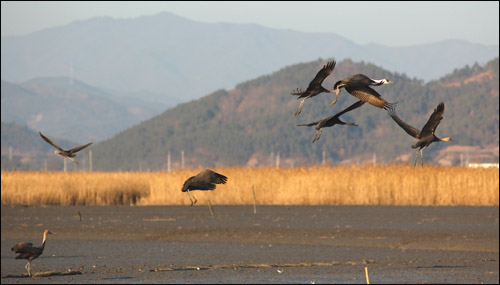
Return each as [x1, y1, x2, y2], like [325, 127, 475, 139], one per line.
[1, 205, 498, 283]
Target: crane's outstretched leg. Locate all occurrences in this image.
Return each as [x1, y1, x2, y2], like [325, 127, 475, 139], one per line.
[413, 149, 419, 167]
[25, 261, 32, 277]
[68, 157, 78, 165]
[186, 190, 197, 206]
[420, 149, 424, 167]
[312, 129, 322, 143]
[295, 98, 306, 117]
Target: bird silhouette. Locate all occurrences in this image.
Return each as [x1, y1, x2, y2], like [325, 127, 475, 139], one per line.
[331, 74, 395, 109]
[182, 169, 228, 206]
[297, 100, 365, 143]
[388, 102, 453, 167]
[39, 132, 93, 165]
[290, 60, 339, 116]
[12, 229, 52, 277]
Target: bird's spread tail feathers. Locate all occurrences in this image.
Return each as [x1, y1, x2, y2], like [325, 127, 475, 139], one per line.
[387, 105, 397, 117]
[384, 101, 398, 112]
[290, 88, 305, 97]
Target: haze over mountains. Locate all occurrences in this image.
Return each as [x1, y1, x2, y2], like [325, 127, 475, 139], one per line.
[1, 78, 165, 142]
[2, 11, 498, 106]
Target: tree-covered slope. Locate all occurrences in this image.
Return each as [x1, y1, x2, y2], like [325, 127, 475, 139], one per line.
[90, 58, 499, 171]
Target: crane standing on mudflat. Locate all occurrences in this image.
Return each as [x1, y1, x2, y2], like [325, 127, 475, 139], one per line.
[11, 229, 53, 277]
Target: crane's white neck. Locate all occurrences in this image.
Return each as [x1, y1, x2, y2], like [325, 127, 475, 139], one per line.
[371, 79, 390, 85]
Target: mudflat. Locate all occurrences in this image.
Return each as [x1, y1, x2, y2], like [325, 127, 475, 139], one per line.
[1, 205, 498, 283]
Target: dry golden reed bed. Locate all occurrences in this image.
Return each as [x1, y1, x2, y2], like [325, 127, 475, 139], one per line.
[1, 165, 498, 206]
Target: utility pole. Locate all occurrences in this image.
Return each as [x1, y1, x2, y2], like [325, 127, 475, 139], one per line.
[181, 150, 185, 169]
[89, 150, 93, 172]
[167, 151, 171, 171]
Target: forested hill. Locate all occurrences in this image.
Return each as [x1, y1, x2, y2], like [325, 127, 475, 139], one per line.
[91, 58, 499, 171]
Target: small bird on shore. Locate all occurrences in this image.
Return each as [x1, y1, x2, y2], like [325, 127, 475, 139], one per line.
[39, 132, 93, 165]
[12, 229, 53, 277]
[182, 169, 228, 206]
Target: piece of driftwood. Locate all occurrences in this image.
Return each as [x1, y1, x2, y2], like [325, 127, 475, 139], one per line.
[3, 270, 82, 278]
[151, 259, 374, 272]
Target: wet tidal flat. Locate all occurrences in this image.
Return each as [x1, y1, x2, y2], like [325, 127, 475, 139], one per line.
[1, 205, 499, 283]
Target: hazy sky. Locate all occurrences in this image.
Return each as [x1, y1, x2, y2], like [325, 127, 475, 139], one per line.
[1, 1, 499, 46]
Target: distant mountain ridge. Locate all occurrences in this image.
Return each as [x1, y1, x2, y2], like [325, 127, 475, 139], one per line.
[1, 11, 498, 105]
[1, 77, 166, 142]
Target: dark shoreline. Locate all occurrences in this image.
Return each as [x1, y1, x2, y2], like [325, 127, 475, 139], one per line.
[1, 205, 498, 283]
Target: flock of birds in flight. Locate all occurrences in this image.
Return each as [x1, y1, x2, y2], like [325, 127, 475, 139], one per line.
[292, 59, 453, 166]
[36, 59, 453, 169]
[14, 59, 453, 277]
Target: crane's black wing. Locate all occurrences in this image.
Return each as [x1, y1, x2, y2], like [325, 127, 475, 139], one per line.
[419, 102, 445, 138]
[307, 60, 336, 89]
[11, 242, 33, 253]
[322, 100, 366, 126]
[184, 180, 217, 191]
[69, 141, 94, 153]
[297, 120, 321, 127]
[345, 86, 396, 110]
[297, 100, 365, 128]
[182, 169, 227, 192]
[334, 100, 366, 117]
[388, 108, 421, 138]
[13, 245, 42, 255]
[341, 74, 372, 86]
[39, 132, 65, 152]
[199, 169, 228, 184]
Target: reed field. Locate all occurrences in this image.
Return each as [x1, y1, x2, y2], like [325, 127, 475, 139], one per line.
[1, 165, 498, 206]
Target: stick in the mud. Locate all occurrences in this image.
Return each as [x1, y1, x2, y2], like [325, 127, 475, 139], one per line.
[252, 177, 257, 214]
[208, 199, 215, 216]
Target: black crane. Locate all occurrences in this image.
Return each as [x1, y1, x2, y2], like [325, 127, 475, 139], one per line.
[330, 74, 395, 109]
[388, 102, 453, 167]
[39, 132, 93, 165]
[182, 169, 228, 206]
[290, 60, 338, 116]
[11, 229, 53, 277]
[297, 100, 365, 143]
